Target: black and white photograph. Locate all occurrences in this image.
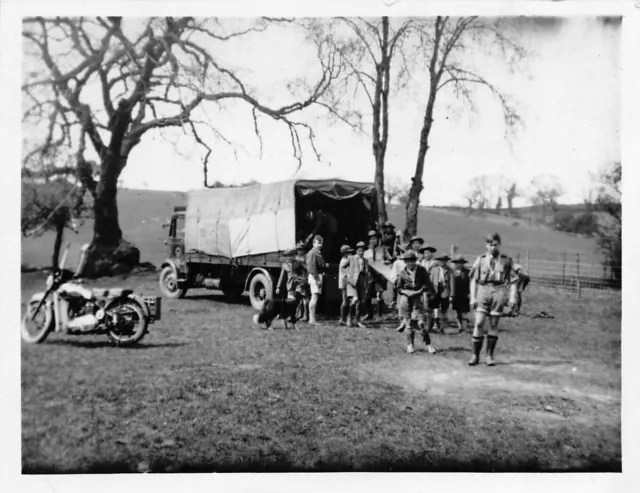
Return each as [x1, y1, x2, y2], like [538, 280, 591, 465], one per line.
[3, 0, 638, 487]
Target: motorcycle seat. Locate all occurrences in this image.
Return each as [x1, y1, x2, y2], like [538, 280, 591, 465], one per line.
[91, 288, 134, 298]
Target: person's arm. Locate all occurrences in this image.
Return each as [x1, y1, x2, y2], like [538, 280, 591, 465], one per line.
[506, 258, 518, 305]
[449, 267, 456, 300]
[469, 257, 481, 308]
[276, 266, 286, 295]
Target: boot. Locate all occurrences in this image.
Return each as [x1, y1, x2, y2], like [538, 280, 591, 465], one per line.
[468, 336, 484, 366]
[339, 303, 349, 326]
[406, 329, 415, 354]
[421, 328, 437, 354]
[434, 318, 442, 334]
[486, 335, 498, 366]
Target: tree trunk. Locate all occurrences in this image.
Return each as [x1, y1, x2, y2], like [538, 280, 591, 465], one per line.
[404, 17, 444, 242]
[51, 214, 66, 273]
[372, 17, 390, 227]
[374, 151, 387, 225]
[82, 151, 140, 278]
[404, 95, 436, 240]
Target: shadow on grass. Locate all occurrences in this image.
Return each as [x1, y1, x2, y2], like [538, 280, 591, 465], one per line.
[43, 340, 187, 349]
[497, 359, 574, 367]
[23, 455, 622, 473]
[186, 294, 252, 307]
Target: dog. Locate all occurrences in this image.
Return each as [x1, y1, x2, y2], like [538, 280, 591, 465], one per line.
[253, 295, 301, 330]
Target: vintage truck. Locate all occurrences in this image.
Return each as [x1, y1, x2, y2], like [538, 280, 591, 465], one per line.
[159, 179, 379, 311]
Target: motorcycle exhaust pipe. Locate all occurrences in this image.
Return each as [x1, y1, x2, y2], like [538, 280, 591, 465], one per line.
[203, 278, 222, 290]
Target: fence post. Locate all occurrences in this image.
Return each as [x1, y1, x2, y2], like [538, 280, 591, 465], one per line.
[562, 251, 567, 286]
[516, 252, 520, 264]
[576, 253, 581, 297]
[525, 249, 530, 273]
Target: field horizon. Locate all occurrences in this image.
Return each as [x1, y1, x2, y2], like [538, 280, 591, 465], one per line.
[21, 187, 605, 272]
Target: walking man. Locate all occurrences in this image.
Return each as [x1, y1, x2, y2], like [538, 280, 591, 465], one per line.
[468, 233, 519, 366]
[395, 250, 437, 354]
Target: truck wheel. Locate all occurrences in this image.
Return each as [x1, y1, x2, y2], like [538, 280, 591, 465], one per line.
[249, 273, 273, 311]
[159, 266, 188, 299]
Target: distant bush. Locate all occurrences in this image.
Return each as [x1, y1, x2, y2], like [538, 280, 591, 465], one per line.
[554, 210, 598, 237]
[511, 221, 520, 228]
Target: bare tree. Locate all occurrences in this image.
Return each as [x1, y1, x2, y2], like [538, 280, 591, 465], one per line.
[303, 17, 417, 225]
[22, 138, 94, 271]
[529, 174, 564, 220]
[504, 181, 519, 217]
[465, 175, 491, 216]
[23, 17, 345, 276]
[403, 17, 524, 239]
[384, 174, 411, 205]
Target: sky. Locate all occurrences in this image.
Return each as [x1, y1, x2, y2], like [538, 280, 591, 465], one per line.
[25, 16, 622, 207]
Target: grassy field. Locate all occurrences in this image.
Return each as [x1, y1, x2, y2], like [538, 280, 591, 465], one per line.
[20, 188, 604, 271]
[21, 270, 620, 473]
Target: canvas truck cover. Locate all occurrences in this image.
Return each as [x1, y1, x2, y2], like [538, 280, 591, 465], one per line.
[184, 179, 376, 259]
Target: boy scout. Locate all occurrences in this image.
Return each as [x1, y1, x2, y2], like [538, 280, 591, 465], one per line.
[306, 235, 326, 327]
[512, 264, 531, 316]
[450, 255, 471, 333]
[395, 250, 437, 354]
[409, 236, 425, 263]
[468, 233, 519, 366]
[364, 230, 392, 321]
[380, 221, 399, 259]
[338, 245, 354, 326]
[427, 254, 455, 333]
[346, 241, 369, 328]
[295, 241, 310, 322]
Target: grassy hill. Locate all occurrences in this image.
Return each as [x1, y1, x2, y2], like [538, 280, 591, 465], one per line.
[21, 188, 603, 271]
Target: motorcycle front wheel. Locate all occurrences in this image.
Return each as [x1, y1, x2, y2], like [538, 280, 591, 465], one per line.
[105, 299, 149, 346]
[21, 300, 54, 344]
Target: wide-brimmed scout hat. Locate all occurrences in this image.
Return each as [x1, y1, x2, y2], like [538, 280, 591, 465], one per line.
[409, 236, 424, 244]
[355, 241, 367, 249]
[435, 254, 451, 262]
[382, 221, 395, 229]
[367, 230, 379, 238]
[419, 244, 437, 253]
[284, 248, 296, 256]
[340, 245, 353, 254]
[402, 250, 418, 261]
[296, 241, 307, 250]
[451, 254, 468, 264]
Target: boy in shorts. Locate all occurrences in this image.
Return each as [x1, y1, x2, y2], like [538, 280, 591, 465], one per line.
[395, 250, 437, 354]
[468, 233, 519, 366]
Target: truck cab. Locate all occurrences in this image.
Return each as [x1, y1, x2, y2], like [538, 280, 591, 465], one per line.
[164, 206, 185, 259]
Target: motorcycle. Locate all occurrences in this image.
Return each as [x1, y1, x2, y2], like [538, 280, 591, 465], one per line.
[21, 243, 161, 346]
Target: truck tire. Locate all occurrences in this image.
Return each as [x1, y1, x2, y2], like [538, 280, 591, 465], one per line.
[248, 273, 273, 311]
[159, 266, 188, 299]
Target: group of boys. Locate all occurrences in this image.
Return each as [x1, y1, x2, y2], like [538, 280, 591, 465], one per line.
[337, 225, 529, 366]
[266, 220, 529, 366]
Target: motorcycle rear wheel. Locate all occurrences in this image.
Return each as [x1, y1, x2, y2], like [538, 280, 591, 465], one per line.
[105, 299, 149, 346]
[21, 301, 54, 344]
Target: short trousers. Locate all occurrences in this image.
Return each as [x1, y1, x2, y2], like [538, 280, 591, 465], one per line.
[476, 284, 508, 316]
[346, 280, 367, 301]
[427, 294, 450, 312]
[397, 294, 425, 322]
[451, 296, 470, 313]
[308, 275, 323, 295]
